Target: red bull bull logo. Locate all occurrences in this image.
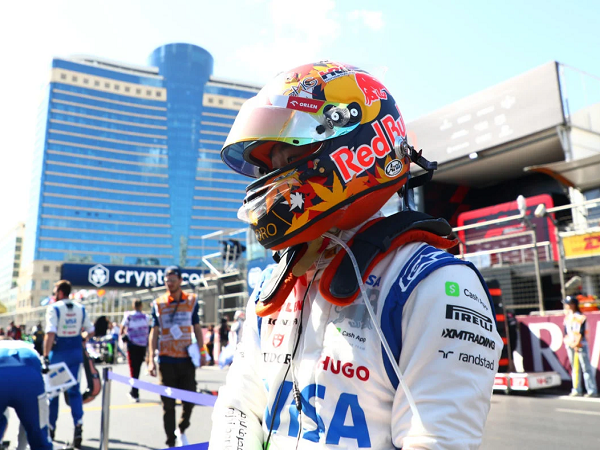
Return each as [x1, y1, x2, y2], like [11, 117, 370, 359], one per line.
[355, 72, 388, 106]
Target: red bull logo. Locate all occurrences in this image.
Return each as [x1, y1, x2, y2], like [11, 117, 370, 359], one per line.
[355, 73, 388, 106]
[329, 120, 393, 182]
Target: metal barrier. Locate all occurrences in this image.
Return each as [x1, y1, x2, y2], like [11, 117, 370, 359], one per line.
[99, 367, 215, 450]
[454, 197, 600, 313]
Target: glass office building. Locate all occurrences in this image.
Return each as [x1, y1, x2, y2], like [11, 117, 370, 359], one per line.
[0, 223, 24, 313]
[20, 44, 260, 306]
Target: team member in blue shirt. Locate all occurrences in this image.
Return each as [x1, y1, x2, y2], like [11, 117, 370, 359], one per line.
[0, 338, 52, 449]
[43, 280, 94, 448]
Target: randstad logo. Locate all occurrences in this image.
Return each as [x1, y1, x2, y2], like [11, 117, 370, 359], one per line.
[445, 281, 460, 297]
[89, 264, 110, 288]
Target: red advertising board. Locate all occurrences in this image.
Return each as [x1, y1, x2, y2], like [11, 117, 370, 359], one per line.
[457, 194, 558, 264]
[517, 312, 600, 388]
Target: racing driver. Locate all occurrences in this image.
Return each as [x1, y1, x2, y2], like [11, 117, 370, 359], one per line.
[209, 61, 502, 449]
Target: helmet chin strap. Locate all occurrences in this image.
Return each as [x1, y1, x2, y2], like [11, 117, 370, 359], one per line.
[291, 236, 329, 277]
[255, 237, 330, 317]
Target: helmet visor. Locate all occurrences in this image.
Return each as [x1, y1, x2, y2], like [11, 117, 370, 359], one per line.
[221, 94, 358, 177]
[237, 171, 302, 224]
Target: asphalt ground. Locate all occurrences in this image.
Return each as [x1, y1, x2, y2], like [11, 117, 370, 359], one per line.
[3, 362, 600, 449]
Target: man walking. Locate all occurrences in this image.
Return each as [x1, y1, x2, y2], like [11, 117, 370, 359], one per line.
[121, 299, 149, 402]
[148, 266, 206, 447]
[43, 280, 94, 448]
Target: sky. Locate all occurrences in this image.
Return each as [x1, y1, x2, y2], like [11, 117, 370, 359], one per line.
[0, 0, 599, 238]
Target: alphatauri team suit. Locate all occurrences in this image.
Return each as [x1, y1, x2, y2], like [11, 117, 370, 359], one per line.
[45, 300, 94, 430]
[210, 223, 503, 449]
[0, 340, 52, 450]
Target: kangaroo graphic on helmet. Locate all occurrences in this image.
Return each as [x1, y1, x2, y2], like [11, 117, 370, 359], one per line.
[332, 288, 379, 329]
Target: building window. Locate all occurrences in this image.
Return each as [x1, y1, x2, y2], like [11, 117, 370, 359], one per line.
[136, 89, 142, 94]
[60, 73, 67, 80]
[125, 86, 130, 92]
[72, 76, 78, 82]
[105, 83, 110, 88]
[56, 266, 61, 273]
[218, 99, 224, 105]
[146, 90, 152, 95]
[43, 265, 50, 273]
[16, 237, 22, 243]
[41, 280, 50, 290]
[83, 78, 89, 84]
[156, 91, 162, 97]
[114, 84, 120, 91]
[95, 80, 100, 86]
[208, 97, 214, 103]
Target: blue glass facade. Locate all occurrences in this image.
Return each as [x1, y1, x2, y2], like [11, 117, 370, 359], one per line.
[24, 45, 260, 270]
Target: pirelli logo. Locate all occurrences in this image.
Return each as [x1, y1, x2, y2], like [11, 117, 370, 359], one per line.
[445, 304, 493, 332]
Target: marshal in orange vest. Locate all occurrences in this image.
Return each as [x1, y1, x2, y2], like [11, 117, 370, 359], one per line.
[153, 291, 198, 359]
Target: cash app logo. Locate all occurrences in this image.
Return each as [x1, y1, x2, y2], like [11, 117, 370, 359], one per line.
[445, 281, 460, 297]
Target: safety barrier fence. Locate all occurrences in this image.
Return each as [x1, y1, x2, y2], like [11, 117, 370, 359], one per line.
[99, 367, 215, 450]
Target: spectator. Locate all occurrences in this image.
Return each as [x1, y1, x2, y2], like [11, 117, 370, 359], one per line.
[148, 266, 206, 448]
[110, 321, 126, 362]
[205, 325, 215, 366]
[32, 322, 45, 356]
[93, 315, 109, 337]
[0, 327, 4, 336]
[230, 310, 245, 348]
[121, 299, 150, 402]
[218, 317, 229, 351]
[7, 321, 21, 340]
[43, 280, 94, 448]
[563, 296, 598, 397]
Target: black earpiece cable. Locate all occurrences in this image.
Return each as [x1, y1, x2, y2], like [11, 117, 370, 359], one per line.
[264, 269, 320, 449]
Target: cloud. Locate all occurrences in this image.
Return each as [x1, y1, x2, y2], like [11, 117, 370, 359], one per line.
[347, 10, 384, 31]
[229, 0, 341, 83]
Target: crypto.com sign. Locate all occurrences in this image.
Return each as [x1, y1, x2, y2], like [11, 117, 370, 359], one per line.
[61, 263, 208, 289]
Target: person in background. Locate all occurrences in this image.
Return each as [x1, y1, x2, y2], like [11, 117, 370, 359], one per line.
[0, 337, 52, 450]
[218, 317, 229, 352]
[7, 322, 21, 340]
[110, 321, 126, 362]
[43, 280, 94, 448]
[147, 266, 206, 448]
[32, 322, 45, 356]
[93, 315, 109, 338]
[205, 325, 215, 366]
[563, 295, 598, 397]
[121, 299, 150, 402]
[0, 328, 4, 336]
[230, 310, 245, 349]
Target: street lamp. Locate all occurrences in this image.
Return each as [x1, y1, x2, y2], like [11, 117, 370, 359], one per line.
[517, 195, 545, 315]
[534, 203, 567, 299]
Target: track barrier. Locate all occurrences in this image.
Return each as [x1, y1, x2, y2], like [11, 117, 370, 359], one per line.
[99, 367, 215, 450]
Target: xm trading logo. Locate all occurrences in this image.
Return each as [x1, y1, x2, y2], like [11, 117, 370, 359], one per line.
[88, 264, 109, 288]
[442, 328, 496, 350]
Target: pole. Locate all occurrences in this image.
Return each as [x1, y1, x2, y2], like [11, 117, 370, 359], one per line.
[556, 226, 567, 299]
[99, 366, 112, 450]
[529, 228, 545, 316]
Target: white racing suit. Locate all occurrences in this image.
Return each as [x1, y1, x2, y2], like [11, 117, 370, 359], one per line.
[210, 240, 503, 449]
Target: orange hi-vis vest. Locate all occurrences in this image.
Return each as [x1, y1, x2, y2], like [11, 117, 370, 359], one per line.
[154, 291, 197, 359]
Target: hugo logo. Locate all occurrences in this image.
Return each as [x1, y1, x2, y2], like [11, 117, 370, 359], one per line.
[321, 356, 370, 381]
